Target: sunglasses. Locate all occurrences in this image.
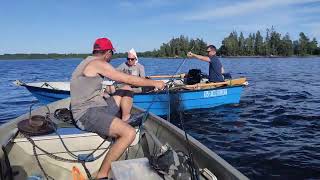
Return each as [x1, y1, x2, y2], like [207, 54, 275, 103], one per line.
[127, 58, 136, 61]
[108, 50, 114, 55]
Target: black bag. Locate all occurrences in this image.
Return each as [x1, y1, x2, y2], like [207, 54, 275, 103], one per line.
[150, 149, 193, 180]
[186, 69, 202, 85]
[222, 73, 232, 80]
[54, 108, 73, 122]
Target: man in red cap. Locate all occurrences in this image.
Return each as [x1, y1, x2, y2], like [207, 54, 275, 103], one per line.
[70, 37, 165, 179]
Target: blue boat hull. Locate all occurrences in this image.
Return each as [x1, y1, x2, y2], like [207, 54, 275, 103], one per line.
[25, 86, 70, 104]
[25, 85, 244, 116]
[134, 86, 243, 115]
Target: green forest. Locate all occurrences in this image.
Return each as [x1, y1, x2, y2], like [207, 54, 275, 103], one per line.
[219, 27, 320, 56]
[1, 27, 319, 59]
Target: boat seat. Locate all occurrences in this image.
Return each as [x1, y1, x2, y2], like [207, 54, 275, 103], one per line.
[111, 158, 162, 180]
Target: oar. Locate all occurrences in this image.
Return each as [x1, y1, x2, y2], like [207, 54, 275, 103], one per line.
[147, 73, 186, 79]
[185, 77, 247, 88]
[171, 77, 247, 90]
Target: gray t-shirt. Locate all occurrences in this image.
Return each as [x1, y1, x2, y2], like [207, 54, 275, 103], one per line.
[70, 56, 109, 121]
[116, 62, 145, 77]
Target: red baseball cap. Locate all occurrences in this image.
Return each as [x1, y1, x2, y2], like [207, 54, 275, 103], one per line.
[93, 38, 115, 51]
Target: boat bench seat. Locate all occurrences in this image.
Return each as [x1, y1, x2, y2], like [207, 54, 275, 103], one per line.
[111, 158, 162, 180]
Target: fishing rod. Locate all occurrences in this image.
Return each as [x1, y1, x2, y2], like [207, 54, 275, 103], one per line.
[166, 46, 194, 122]
[164, 47, 199, 180]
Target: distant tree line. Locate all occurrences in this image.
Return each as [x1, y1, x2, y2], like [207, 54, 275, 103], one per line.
[1, 28, 319, 60]
[142, 35, 208, 58]
[0, 53, 128, 60]
[219, 27, 320, 56]
[0, 53, 89, 60]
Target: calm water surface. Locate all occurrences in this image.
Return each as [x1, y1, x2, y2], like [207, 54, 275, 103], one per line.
[0, 57, 319, 179]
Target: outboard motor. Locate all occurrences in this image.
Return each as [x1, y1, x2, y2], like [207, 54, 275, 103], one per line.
[186, 69, 202, 85]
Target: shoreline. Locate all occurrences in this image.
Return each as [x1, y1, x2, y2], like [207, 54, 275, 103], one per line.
[0, 55, 320, 60]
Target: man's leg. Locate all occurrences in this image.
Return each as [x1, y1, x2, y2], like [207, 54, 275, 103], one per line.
[96, 118, 136, 178]
[119, 94, 133, 122]
[112, 85, 133, 121]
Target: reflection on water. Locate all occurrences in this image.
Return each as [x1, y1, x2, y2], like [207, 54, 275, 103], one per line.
[1, 57, 320, 179]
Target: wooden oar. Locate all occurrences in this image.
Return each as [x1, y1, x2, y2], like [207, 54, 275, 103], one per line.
[147, 73, 186, 79]
[170, 77, 247, 90]
[185, 77, 247, 89]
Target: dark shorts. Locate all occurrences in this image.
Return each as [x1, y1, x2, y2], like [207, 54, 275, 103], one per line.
[78, 97, 120, 138]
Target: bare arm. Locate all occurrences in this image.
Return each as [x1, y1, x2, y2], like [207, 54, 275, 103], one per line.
[187, 52, 210, 62]
[86, 60, 163, 89]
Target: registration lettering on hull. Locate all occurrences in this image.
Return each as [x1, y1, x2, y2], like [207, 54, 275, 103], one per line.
[203, 89, 228, 98]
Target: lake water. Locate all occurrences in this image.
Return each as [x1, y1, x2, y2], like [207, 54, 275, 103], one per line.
[0, 57, 319, 179]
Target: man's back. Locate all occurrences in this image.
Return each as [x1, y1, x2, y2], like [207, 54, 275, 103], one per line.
[70, 56, 108, 120]
[208, 56, 224, 82]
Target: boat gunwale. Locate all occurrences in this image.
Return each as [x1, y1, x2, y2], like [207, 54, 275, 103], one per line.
[136, 105, 249, 180]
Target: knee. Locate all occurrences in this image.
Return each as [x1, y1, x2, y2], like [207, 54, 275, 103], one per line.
[121, 85, 132, 91]
[127, 127, 136, 142]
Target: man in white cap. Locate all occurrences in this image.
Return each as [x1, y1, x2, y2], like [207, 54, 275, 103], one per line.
[116, 48, 145, 92]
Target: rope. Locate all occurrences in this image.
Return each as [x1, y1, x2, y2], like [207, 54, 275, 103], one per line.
[22, 132, 112, 180]
[149, 54, 200, 179]
[22, 104, 112, 180]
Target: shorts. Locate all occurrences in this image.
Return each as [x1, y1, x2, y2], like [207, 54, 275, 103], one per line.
[78, 97, 120, 138]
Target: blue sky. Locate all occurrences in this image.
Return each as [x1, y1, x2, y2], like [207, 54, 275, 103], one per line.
[0, 0, 319, 54]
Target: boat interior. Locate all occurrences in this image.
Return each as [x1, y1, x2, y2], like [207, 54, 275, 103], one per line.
[0, 99, 248, 180]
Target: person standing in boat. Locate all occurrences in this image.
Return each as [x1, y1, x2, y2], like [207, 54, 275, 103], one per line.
[187, 45, 225, 82]
[116, 48, 145, 92]
[70, 37, 164, 179]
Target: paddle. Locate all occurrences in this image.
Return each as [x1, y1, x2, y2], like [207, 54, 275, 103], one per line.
[146, 73, 186, 79]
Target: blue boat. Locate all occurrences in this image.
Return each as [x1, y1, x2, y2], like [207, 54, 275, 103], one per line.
[14, 78, 247, 116]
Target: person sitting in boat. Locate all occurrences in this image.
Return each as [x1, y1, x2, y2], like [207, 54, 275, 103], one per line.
[187, 45, 225, 82]
[116, 48, 145, 93]
[70, 37, 164, 179]
[117, 48, 145, 78]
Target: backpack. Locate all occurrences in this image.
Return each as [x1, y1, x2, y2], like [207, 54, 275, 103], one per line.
[186, 69, 202, 85]
[54, 108, 80, 129]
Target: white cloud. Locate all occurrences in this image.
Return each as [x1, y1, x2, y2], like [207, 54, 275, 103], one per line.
[297, 6, 320, 14]
[183, 0, 320, 21]
[119, 0, 174, 8]
[301, 22, 320, 39]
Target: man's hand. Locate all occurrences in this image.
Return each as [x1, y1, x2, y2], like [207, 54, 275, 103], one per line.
[187, 51, 194, 58]
[154, 81, 165, 90]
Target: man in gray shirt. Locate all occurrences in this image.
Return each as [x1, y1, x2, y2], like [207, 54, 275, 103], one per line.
[117, 48, 145, 78]
[70, 38, 164, 179]
[116, 48, 145, 92]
